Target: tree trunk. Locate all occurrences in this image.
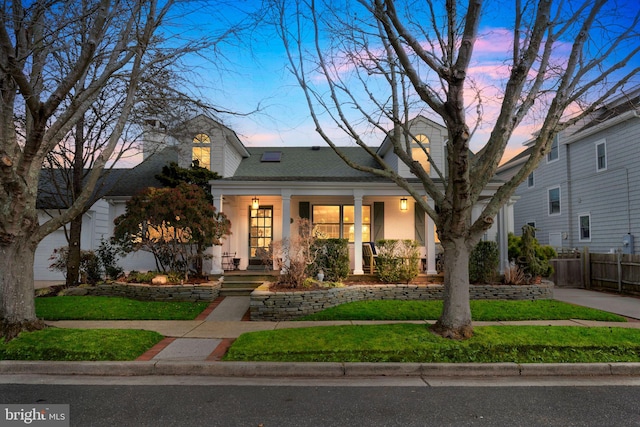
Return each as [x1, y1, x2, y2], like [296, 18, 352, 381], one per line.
[66, 115, 85, 287]
[0, 239, 46, 340]
[431, 238, 473, 339]
[65, 217, 82, 287]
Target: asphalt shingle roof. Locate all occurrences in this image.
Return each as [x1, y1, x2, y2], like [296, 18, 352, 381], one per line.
[225, 146, 385, 182]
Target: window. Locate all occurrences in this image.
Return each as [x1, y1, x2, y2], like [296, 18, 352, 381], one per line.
[596, 140, 607, 171]
[312, 205, 371, 242]
[579, 214, 591, 241]
[527, 172, 534, 188]
[192, 133, 211, 170]
[548, 187, 561, 215]
[547, 135, 558, 162]
[411, 134, 430, 174]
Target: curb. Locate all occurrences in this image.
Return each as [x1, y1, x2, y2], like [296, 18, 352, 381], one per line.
[1, 361, 639, 378]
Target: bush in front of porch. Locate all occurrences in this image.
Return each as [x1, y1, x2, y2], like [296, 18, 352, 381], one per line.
[375, 239, 421, 284]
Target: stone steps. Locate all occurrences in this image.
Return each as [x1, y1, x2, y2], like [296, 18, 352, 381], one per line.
[219, 273, 274, 296]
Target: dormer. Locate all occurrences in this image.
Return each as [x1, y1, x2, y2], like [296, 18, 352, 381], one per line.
[170, 115, 250, 177]
[376, 115, 448, 179]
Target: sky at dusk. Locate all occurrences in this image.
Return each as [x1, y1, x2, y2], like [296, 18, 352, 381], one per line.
[157, 0, 640, 166]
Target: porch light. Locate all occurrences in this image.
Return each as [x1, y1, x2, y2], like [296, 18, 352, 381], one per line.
[400, 198, 408, 212]
[252, 197, 260, 210]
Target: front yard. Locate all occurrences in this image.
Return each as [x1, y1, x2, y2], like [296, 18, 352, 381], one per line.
[0, 295, 636, 362]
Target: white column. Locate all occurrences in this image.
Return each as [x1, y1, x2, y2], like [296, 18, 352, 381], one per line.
[353, 191, 364, 275]
[210, 193, 224, 275]
[281, 191, 292, 272]
[426, 198, 437, 274]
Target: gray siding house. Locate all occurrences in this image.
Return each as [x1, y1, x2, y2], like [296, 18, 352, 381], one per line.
[498, 89, 640, 255]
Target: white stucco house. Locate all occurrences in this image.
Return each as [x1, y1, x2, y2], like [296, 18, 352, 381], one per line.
[35, 114, 515, 280]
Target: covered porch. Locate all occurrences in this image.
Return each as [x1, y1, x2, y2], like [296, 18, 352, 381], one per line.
[207, 181, 513, 276]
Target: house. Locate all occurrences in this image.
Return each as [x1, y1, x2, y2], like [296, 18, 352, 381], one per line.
[35, 114, 514, 280]
[497, 89, 640, 255]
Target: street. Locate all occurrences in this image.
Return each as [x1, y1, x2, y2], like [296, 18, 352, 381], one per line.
[1, 376, 640, 426]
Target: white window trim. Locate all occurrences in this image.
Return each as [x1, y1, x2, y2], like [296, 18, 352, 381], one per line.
[546, 136, 559, 164]
[595, 139, 607, 172]
[547, 186, 561, 216]
[578, 213, 591, 242]
[527, 172, 535, 188]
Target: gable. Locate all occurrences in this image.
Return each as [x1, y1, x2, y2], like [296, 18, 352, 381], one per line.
[376, 115, 448, 179]
[168, 114, 249, 177]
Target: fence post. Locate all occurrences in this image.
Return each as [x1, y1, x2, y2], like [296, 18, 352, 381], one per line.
[617, 249, 623, 293]
[583, 247, 590, 290]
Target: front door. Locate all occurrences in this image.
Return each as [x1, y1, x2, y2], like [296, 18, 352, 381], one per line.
[249, 205, 273, 266]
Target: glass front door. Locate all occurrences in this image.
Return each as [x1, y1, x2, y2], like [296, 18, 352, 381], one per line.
[249, 206, 273, 265]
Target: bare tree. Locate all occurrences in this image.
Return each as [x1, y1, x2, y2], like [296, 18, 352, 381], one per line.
[273, 0, 640, 338]
[0, 0, 188, 339]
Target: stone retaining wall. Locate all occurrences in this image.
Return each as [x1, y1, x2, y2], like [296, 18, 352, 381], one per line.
[85, 282, 220, 302]
[251, 282, 554, 321]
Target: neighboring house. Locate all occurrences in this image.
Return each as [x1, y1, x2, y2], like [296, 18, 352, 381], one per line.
[36, 114, 514, 279]
[498, 89, 640, 255]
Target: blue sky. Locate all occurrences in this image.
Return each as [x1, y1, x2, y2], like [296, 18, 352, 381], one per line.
[166, 0, 640, 163]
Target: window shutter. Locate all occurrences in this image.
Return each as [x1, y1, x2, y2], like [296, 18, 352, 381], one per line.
[373, 202, 384, 242]
[414, 202, 425, 245]
[299, 201, 310, 220]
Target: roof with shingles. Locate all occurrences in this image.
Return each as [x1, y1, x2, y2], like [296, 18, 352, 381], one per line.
[104, 146, 179, 197]
[223, 146, 387, 182]
[37, 147, 179, 208]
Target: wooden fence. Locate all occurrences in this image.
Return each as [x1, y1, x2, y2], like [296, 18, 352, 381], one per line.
[551, 249, 640, 296]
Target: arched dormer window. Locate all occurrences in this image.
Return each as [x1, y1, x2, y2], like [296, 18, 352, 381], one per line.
[411, 134, 430, 174]
[192, 133, 211, 170]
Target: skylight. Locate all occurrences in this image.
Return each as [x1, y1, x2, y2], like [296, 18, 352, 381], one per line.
[261, 151, 282, 162]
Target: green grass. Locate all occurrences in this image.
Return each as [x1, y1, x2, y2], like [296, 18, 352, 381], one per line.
[0, 328, 164, 361]
[224, 324, 640, 363]
[35, 296, 210, 320]
[298, 300, 626, 322]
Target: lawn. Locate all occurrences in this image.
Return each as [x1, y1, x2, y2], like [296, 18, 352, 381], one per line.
[298, 299, 626, 322]
[0, 328, 164, 361]
[224, 324, 640, 363]
[35, 296, 210, 320]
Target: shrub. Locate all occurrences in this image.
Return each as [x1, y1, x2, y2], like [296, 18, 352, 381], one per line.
[96, 238, 124, 280]
[308, 239, 349, 282]
[503, 262, 527, 285]
[49, 247, 102, 285]
[375, 239, 420, 283]
[112, 183, 231, 280]
[469, 241, 499, 283]
[520, 225, 554, 278]
[272, 218, 318, 288]
[125, 271, 157, 284]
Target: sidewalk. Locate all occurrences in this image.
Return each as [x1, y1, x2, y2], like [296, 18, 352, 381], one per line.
[6, 288, 640, 377]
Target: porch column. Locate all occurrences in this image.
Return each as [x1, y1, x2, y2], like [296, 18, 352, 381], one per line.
[353, 191, 364, 275]
[426, 198, 437, 274]
[281, 190, 292, 272]
[498, 203, 509, 274]
[210, 193, 224, 275]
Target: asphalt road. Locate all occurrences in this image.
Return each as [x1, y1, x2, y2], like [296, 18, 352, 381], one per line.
[1, 377, 640, 426]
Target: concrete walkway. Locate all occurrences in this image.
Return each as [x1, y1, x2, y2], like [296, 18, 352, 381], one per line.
[554, 288, 640, 320]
